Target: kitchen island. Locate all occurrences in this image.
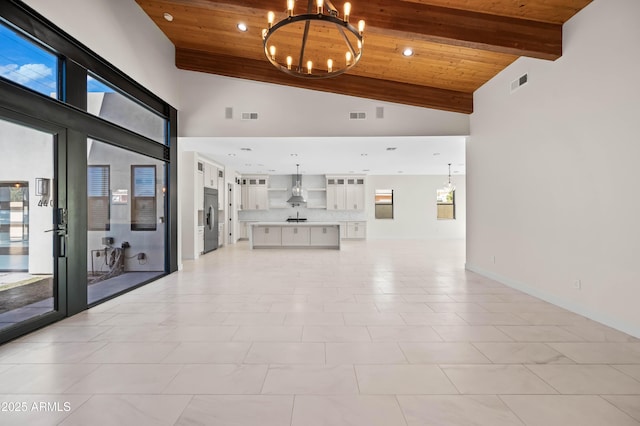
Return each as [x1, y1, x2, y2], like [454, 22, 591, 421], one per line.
[249, 222, 340, 249]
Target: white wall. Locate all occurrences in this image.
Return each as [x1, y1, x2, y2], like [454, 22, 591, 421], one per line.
[22, 0, 180, 108]
[467, 0, 640, 336]
[0, 120, 54, 274]
[178, 71, 470, 138]
[366, 175, 465, 240]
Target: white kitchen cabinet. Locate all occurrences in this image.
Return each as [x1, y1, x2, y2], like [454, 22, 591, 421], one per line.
[310, 226, 340, 246]
[239, 221, 256, 239]
[218, 172, 224, 209]
[196, 168, 204, 209]
[252, 225, 282, 246]
[251, 223, 340, 249]
[241, 176, 268, 210]
[197, 227, 204, 253]
[339, 221, 348, 239]
[346, 178, 365, 210]
[218, 223, 224, 247]
[326, 177, 346, 210]
[347, 221, 367, 239]
[281, 226, 311, 246]
[204, 163, 217, 189]
[327, 176, 365, 211]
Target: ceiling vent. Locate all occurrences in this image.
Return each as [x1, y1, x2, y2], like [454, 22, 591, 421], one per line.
[510, 73, 528, 93]
[225, 107, 233, 119]
[376, 107, 384, 119]
[349, 112, 366, 120]
[241, 112, 259, 120]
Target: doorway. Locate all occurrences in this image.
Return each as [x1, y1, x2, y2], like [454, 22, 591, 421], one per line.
[0, 115, 67, 336]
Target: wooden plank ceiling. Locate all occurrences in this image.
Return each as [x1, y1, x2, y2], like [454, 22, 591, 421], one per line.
[135, 0, 592, 114]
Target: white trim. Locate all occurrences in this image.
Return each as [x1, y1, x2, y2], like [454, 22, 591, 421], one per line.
[465, 263, 640, 339]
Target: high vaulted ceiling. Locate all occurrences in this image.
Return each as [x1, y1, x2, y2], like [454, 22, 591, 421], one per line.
[136, 0, 592, 114]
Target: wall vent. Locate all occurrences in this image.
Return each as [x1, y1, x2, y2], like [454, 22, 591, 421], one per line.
[224, 107, 233, 119]
[349, 112, 366, 120]
[376, 107, 384, 119]
[241, 112, 259, 120]
[510, 73, 528, 93]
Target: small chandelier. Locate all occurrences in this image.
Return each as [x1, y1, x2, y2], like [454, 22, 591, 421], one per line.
[444, 163, 456, 192]
[262, 0, 365, 79]
[287, 164, 307, 206]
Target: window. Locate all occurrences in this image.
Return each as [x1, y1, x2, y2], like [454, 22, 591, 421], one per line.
[437, 189, 455, 220]
[87, 165, 110, 230]
[131, 165, 156, 231]
[87, 73, 166, 144]
[0, 23, 58, 98]
[375, 189, 394, 219]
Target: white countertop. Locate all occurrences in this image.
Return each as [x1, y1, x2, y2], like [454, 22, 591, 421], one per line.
[250, 222, 340, 227]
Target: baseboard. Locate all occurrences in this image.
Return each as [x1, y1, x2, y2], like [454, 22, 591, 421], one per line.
[465, 263, 640, 339]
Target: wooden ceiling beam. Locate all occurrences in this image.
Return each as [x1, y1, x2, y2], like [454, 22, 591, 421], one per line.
[171, 0, 562, 60]
[176, 48, 473, 114]
[363, 0, 562, 60]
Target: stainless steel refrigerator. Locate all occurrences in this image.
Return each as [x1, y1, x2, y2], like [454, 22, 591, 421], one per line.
[203, 188, 218, 253]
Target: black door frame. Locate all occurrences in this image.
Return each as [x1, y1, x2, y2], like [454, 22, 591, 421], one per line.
[0, 108, 69, 342]
[0, 0, 179, 344]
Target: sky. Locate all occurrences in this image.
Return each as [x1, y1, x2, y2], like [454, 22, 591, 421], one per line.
[0, 23, 113, 96]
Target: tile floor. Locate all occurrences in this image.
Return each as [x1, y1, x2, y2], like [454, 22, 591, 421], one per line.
[0, 272, 163, 330]
[0, 239, 639, 425]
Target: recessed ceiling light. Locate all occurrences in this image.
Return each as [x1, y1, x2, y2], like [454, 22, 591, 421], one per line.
[290, 153, 298, 157]
[163, 12, 174, 22]
[268, 169, 276, 172]
[228, 153, 236, 156]
[361, 153, 368, 156]
[240, 147, 252, 151]
[362, 169, 370, 172]
[386, 147, 397, 151]
[402, 48, 414, 57]
[237, 23, 248, 32]
[433, 152, 441, 156]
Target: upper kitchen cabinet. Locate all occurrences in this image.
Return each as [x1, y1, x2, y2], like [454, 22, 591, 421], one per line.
[217, 169, 225, 210]
[327, 176, 365, 211]
[204, 162, 218, 189]
[326, 177, 346, 210]
[241, 176, 269, 210]
[346, 178, 366, 210]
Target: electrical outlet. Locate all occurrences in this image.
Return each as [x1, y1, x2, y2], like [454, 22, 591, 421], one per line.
[137, 253, 146, 260]
[573, 279, 581, 290]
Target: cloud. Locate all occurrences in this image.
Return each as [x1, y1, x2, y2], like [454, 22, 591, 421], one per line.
[0, 63, 53, 85]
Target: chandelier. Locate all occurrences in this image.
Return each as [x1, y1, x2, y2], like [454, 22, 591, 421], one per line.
[262, 0, 365, 79]
[443, 163, 456, 192]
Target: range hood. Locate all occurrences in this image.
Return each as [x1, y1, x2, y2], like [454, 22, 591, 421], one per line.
[287, 164, 306, 206]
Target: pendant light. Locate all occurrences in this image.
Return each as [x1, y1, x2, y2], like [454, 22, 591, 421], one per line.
[443, 163, 456, 192]
[287, 164, 306, 206]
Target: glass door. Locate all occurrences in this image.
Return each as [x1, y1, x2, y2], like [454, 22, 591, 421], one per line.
[86, 139, 166, 305]
[0, 114, 66, 339]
